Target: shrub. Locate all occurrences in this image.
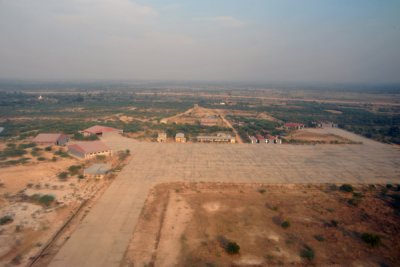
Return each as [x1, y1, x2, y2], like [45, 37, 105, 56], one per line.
[348, 198, 361, 206]
[361, 233, 381, 247]
[258, 188, 266, 194]
[37, 157, 46, 161]
[340, 184, 354, 192]
[218, 236, 240, 255]
[314, 235, 325, 242]
[45, 146, 52, 151]
[0, 215, 13, 225]
[226, 241, 240, 254]
[58, 172, 68, 180]
[300, 245, 315, 260]
[68, 165, 81, 175]
[38, 195, 55, 207]
[281, 220, 290, 229]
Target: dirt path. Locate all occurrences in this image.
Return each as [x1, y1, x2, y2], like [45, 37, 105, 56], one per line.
[218, 111, 243, 144]
[48, 133, 400, 267]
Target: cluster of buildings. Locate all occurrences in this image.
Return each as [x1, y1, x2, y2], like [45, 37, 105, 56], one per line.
[32, 125, 123, 179]
[249, 134, 282, 144]
[33, 125, 122, 160]
[157, 132, 235, 144]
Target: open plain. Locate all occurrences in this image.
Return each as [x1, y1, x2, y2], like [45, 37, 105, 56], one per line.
[47, 127, 400, 267]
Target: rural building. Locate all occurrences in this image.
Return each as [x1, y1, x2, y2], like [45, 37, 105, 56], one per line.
[197, 133, 236, 144]
[266, 135, 282, 144]
[284, 122, 305, 130]
[249, 136, 258, 144]
[255, 134, 265, 143]
[67, 141, 112, 159]
[84, 163, 112, 179]
[0, 127, 4, 134]
[82, 125, 123, 137]
[175, 133, 186, 143]
[33, 133, 69, 146]
[157, 132, 167, 142]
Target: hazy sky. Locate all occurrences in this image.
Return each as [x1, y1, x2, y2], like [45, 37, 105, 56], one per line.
[0, 0, 399, 83]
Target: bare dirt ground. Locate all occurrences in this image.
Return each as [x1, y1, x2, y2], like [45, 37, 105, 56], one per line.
[163, 105, 227, 127]
[0, 146, 126, 266]
[285, 129, 356, 144]
[123, 182, 400, 267]
[47, 128, 400, 267]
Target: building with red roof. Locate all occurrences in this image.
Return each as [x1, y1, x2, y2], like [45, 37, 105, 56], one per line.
[82, 125, 123, 137]
[67, 141, 112, 159]
[33, 133, 69, 146]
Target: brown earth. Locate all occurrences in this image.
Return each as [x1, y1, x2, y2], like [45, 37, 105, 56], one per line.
[163, 105, 227, 127]
[123, 183, 400, 267]
[0, 147, 126, 267]
[285, 129, 357, 144]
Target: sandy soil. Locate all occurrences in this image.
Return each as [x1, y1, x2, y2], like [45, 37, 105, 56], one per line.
[123, 183, 400, 267]
[0, 150, 124, 267]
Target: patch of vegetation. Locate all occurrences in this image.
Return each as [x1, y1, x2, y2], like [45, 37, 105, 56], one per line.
[300, 245, 315, 261]
[361, 233, 381, 247]
[218, 236, 240, 255]
[38, 194, 56, 207]
[68, 165, 82, 175]
[45, 146, 52, 151]
[281, 220, 291, 229]
[18, 142, 37, 149]
[54, 149, 69, 158]
[339, 184, 354, 192]
[314, 235, 325, 241]
[258, 188, 266, 194]
[0, 215, 13, 225]
[58, 172, 69, 180]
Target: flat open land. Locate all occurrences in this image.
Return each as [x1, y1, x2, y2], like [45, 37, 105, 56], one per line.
[47, 127, 400, 267]
[123, 183, 400, 267]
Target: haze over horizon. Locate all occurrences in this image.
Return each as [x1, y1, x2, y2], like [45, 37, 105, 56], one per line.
[1, 0, 399, 84]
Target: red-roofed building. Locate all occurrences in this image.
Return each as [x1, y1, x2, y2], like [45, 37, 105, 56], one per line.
[67, 141, 112, 159]
[82, 125, 123, 137]
[283, 122, 305, 130]
[33, 133, 69, 146]
[266, 134, 282, 144]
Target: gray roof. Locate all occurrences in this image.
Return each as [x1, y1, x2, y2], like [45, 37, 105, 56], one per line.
[0, 127, 4, 134]
[176, 132, 185, 138]
[84, 163, 112, 175]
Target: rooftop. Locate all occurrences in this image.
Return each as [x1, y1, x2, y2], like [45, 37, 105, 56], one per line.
[68, 141, 110, 153]
[176, 133, 185, 138]
[33, 133, 66, 143]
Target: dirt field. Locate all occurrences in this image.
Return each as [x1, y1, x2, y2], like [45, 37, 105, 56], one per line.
[0, 145, 126, 266]
[285, 129, 357, 144]
[163, 105, 227, 127]
[123, 183, 400, 267]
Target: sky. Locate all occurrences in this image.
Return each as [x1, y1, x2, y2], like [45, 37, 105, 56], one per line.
[0, 0, 399, 84]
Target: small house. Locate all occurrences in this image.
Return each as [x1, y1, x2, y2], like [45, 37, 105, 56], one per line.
[157, 132, 167, 142]
[175, 133, 186, 143]
[249, 136, 258, 144]
[67, 141, 112, 159]
[33, 133, 69, 146]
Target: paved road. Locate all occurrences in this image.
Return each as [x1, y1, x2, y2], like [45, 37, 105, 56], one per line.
[49, 129, 400, 267]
